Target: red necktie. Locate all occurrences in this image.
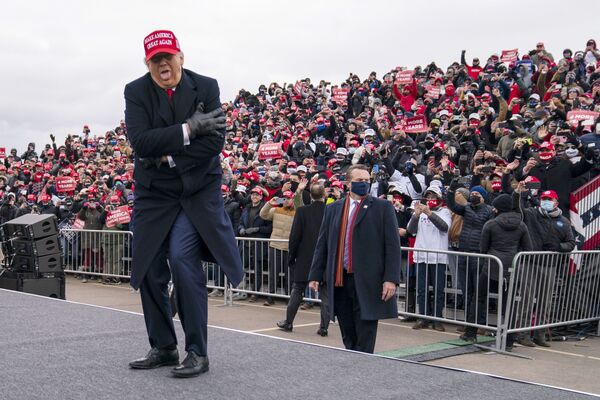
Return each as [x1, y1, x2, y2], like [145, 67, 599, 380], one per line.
[343, 200, 361, 273]
[166, 88, 174, 100]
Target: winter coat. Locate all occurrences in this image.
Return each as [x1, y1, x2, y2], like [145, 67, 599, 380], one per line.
[288, 201, 326, 282]
[238, 201, 272, 239]
[223, 197, 241, 232]
[259, 203, 295, 251]
[521, 207, 575, 253]
[447, 190, 494, 252]
[480, 212, 533, 278]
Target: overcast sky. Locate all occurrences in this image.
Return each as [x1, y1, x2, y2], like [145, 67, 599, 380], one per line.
[1, 0, 598, 152]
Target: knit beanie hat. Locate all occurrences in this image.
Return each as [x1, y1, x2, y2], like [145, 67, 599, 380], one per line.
[470, 185, 488, 201]
[492, 194, 513, 213]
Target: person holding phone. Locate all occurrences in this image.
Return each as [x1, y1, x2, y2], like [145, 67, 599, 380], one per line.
[259, 191, 297, 306]
[407, 186, 452, 332]
[515, 141, 595, 215]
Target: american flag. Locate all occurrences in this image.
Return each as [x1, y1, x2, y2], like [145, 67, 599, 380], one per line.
[570, 174, 600, 251]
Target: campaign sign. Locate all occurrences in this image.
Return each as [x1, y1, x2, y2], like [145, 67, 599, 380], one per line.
[395, 70, 414, 85]
[258, 142, 283, 160]
[501, 49, 519, 63]
[404, 115, 429, 133]
[55, 176, 77, 193]
[106, 205, 131, 228]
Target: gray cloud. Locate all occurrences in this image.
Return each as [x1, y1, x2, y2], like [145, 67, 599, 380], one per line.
[1, 0, 598, 151]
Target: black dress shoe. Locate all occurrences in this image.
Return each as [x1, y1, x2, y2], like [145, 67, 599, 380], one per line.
[171, 351, 209, 378]
[129, 347, 179, 369]
[317, 328, 328, 337]
[277, 320, 293, 332]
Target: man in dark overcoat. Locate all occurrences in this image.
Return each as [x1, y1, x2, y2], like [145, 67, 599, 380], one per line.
[276, 183, 329, 335]
[125, 30, 243, 377]
[309, 164, 401, 353]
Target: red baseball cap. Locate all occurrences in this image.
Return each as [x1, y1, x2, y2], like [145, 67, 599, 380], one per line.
[331, 181, 344, 189]
[144, 30, 181, 61]
[282, 190, 294, 199]
[539, 142, 554, 151]
[250, 187, 264, 196]
[540, 190, 558, 200]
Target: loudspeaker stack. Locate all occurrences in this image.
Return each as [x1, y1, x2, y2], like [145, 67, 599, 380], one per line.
[0, 214, 65, 299]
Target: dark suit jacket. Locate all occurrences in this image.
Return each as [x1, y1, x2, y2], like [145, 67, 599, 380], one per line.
[308, 196, 401, 321]
[288, 201, 325, 282]
[124, 69, 243, 289]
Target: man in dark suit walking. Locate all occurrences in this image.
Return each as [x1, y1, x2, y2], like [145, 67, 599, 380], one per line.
[277, 183, 329, 336]
[124, 30, 244, 377]
[309, 164, 401, 353]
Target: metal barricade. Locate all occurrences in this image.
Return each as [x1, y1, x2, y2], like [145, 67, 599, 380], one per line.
[398, 246, 505, 350]
[60, 229, 133, 280]
[500, 250, 600, 351]
[230, 237, 320, 303]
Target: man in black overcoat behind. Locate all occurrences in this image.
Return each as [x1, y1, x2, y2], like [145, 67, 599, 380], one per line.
[277, 183, 329, 335]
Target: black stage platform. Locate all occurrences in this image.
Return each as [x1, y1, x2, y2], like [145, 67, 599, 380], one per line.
[0, 289, 596, 400]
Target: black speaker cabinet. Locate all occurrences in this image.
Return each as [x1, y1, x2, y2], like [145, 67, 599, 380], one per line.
[2, 214, 58, 240]
[0, 271, 65, 299]
[11, 253, 63, 273]
[12, 236, 61, 257]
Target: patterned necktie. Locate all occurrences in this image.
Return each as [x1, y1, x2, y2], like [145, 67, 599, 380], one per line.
[343, 200, 360, 272]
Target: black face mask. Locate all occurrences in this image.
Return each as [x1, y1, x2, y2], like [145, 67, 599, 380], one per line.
[469, 195, 482, 205]
[424, 142, 434, 150]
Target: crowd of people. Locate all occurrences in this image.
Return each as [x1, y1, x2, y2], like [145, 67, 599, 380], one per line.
[2, 39, 600, 348]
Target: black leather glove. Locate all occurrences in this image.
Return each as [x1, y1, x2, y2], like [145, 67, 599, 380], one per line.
[245, 227, 259, 234]
[186, 106, 226, 139]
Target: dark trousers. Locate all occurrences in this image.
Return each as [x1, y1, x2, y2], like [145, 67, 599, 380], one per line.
[240, 240, 268, 291]
[416, 262, 446, 318]
[464, 261, 488, 334]
[334, 273, 378, 353]
[267, 247, 288, 295]
[140, 210, 208, 356]
[285, 281, 330, 331]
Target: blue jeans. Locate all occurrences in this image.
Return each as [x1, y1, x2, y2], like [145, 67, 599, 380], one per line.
[416, 263, 446, 318]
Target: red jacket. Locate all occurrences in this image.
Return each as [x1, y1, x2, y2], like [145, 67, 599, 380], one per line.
[392, 79, 418, 111]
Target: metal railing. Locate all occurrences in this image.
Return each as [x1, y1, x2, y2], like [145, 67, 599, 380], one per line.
[60, 229, 133, 279]
[499, 250, 600, 351]
[399, 246, 505, 350]
[57, 231, 319, 302]
[230, 237, 320, 303]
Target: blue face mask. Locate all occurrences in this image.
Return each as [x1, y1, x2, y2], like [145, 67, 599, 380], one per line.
[317, 123, 326, 132]
[350, 181, 370, 197]
[534, 119, 544, 127]
[540, 199, 555, 211]
[109, 140, 117, 146]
